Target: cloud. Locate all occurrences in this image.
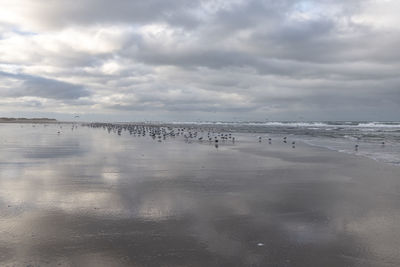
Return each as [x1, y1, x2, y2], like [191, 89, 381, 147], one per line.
[0, 71, 90, 100]
[0, 0, 399, 121]
[0, 0, 203, 31]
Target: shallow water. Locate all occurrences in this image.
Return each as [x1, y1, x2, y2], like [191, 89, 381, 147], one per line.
[168, 121, 400, 165]
[1, 123, 400, 266]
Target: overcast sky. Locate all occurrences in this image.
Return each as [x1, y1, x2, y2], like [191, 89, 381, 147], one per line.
[0, 0, 399, 122]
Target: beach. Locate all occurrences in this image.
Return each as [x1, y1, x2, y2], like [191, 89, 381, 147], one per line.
[1, 123, 400, 266]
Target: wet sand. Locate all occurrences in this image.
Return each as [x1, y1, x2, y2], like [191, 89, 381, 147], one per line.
[1, 124, 400, 266]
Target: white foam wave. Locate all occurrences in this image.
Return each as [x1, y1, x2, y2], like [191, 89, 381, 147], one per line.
[356, 122, 400, 128]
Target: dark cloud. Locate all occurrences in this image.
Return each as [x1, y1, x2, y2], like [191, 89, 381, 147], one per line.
[0, 71, 90, 100]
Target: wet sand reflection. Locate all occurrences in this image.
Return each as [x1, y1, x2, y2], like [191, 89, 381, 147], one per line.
[0, 124, 400, 266]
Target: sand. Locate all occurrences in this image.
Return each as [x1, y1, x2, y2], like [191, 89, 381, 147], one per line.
[0, 123, 400, 266]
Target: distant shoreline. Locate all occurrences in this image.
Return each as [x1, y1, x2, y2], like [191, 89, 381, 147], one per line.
[0, 118, 58, 123]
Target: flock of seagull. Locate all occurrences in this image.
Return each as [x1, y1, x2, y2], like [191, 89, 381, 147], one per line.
[38, 122, 382, 151]
[21, 122, 389, 154]
[34, 122, 384, 151]
[81, 123, 299, 149]
[81, 123, 386, 151]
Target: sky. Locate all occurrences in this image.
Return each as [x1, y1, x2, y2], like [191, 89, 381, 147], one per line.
[0, 0, 399, 122]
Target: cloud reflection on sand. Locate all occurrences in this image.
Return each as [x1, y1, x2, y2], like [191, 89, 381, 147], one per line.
[1, 124, 400, 266]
